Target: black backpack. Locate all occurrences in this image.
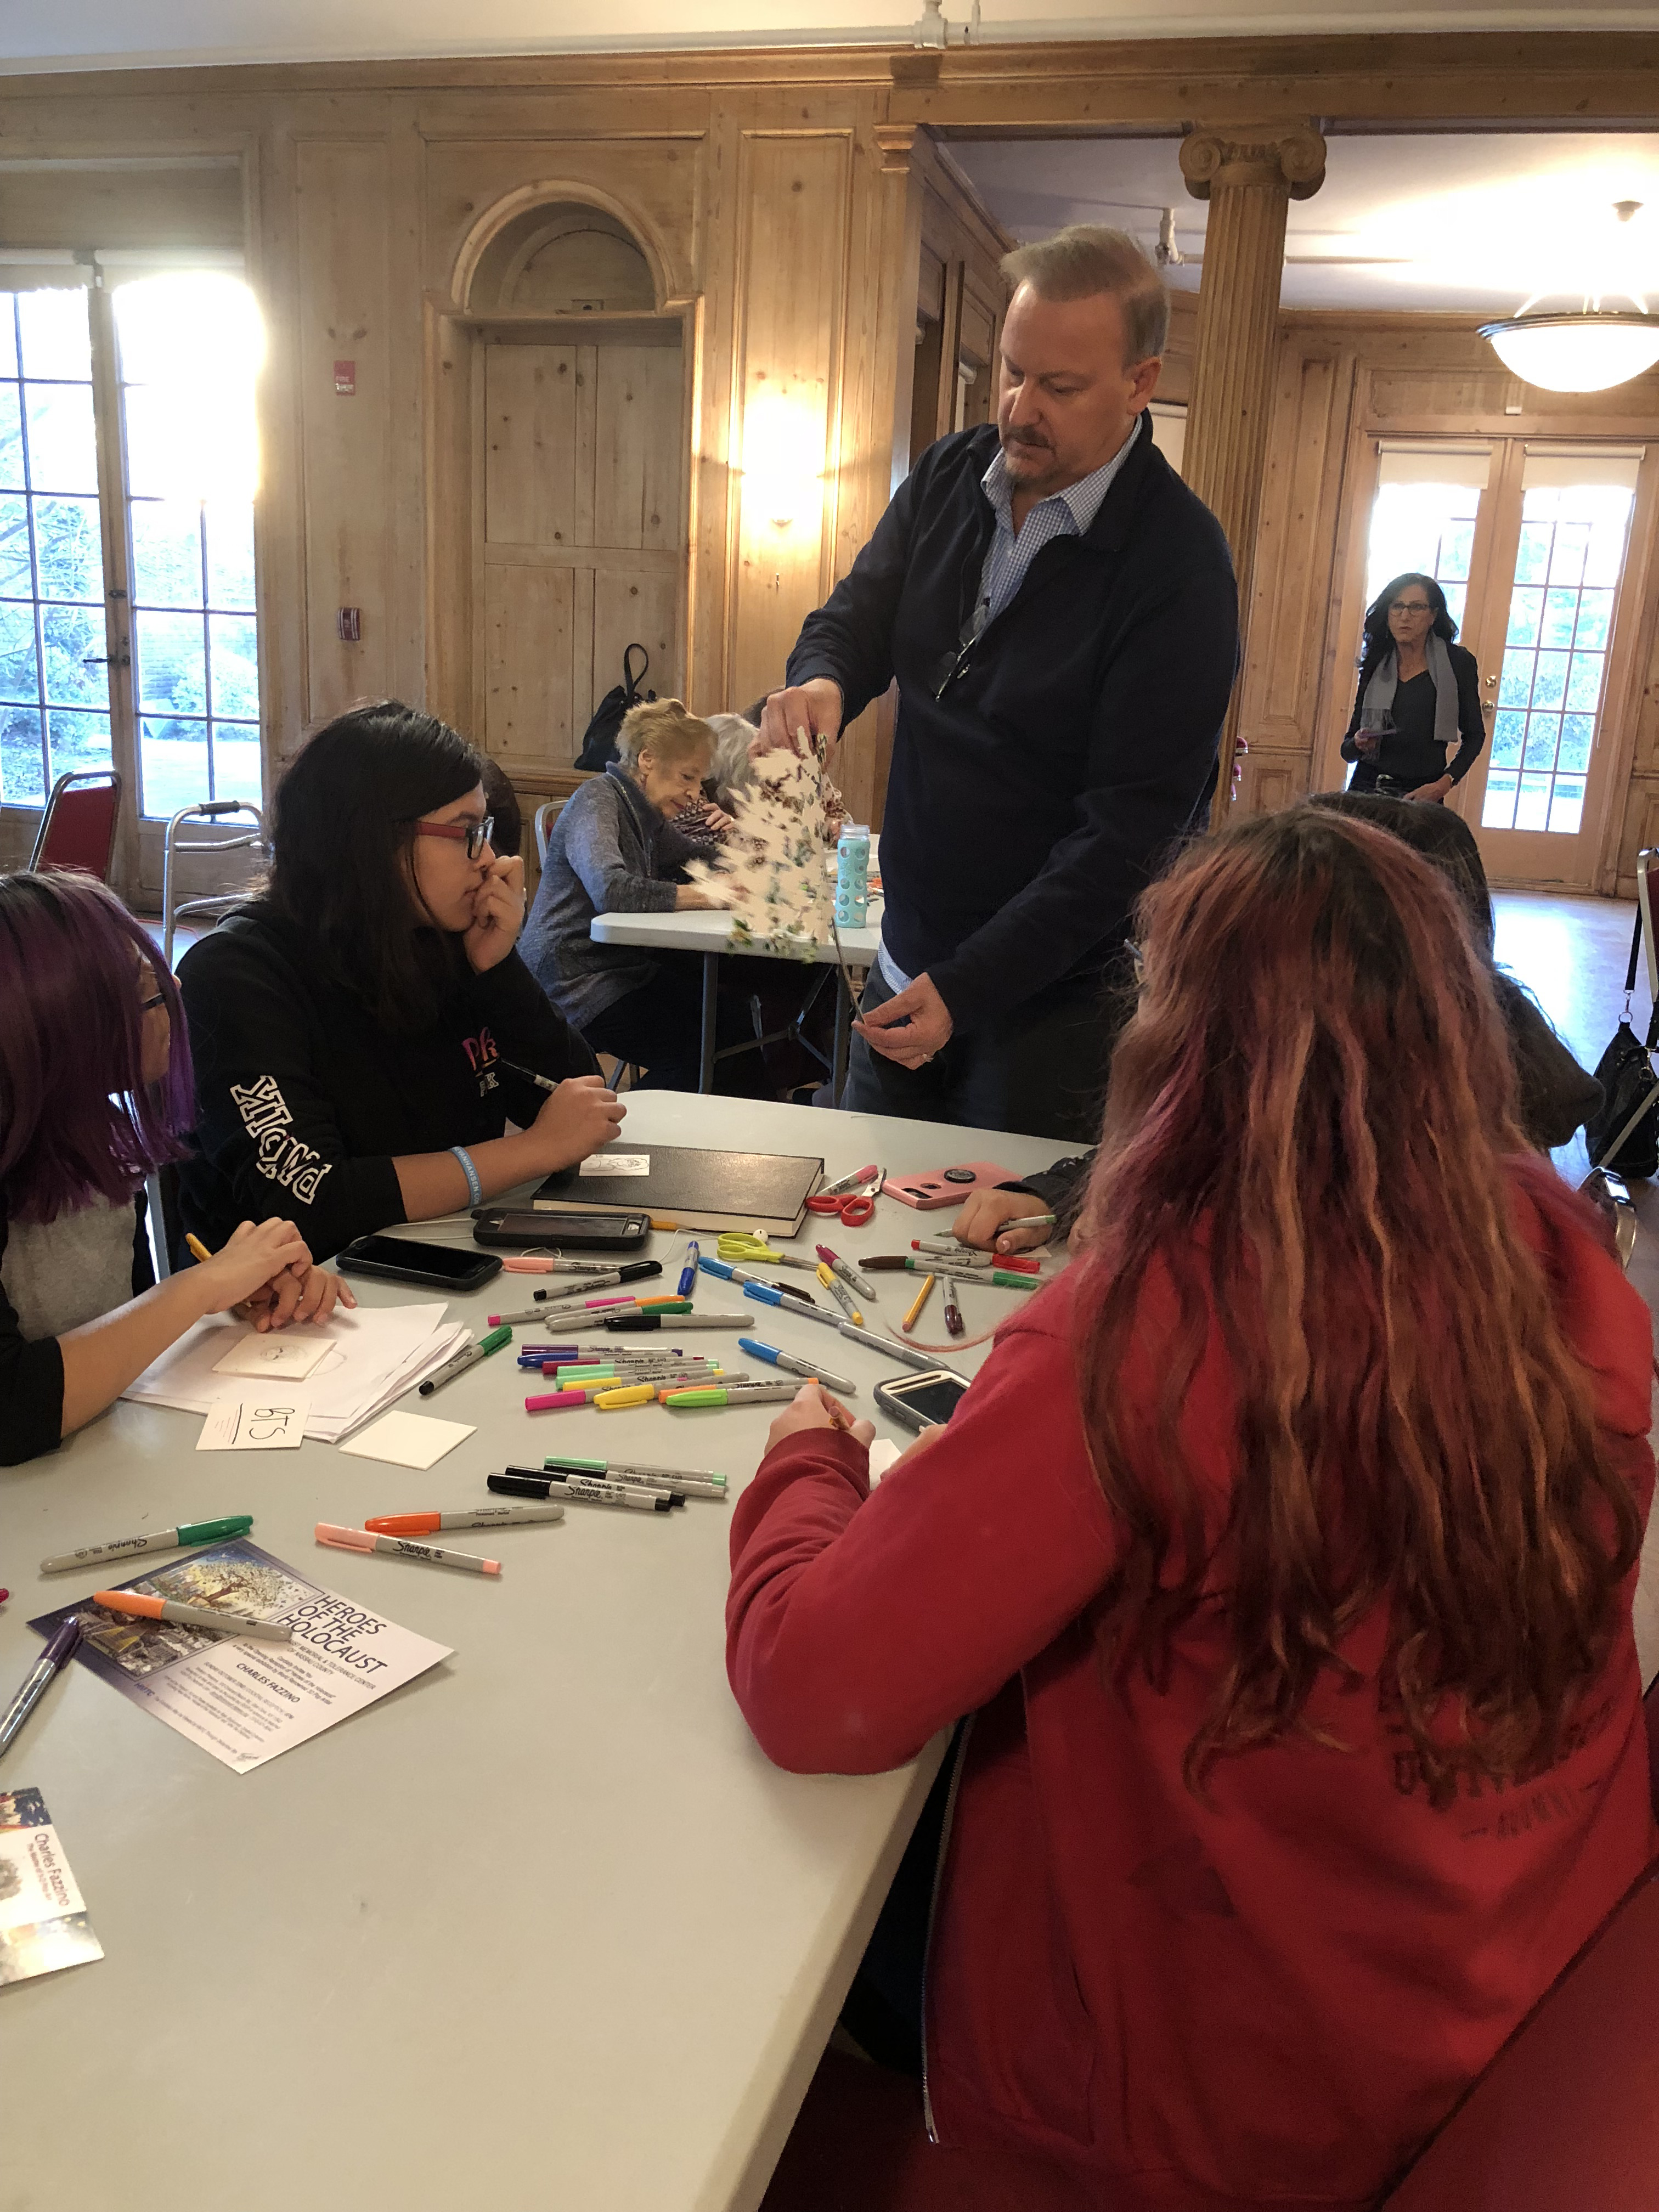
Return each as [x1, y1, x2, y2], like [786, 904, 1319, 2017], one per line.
[1585, 911, 1659, 1177]
[575, 643, 653, 772]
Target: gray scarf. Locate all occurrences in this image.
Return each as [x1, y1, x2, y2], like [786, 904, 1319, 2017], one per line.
[1363, 631, 1459, 752]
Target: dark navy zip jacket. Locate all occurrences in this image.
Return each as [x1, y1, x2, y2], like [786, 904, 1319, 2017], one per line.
[787, 414, 1238, 1028]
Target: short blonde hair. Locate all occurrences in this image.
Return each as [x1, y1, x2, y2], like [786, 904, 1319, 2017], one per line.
[616, 697, 716, 771]
[1001, 224, 1169, 365]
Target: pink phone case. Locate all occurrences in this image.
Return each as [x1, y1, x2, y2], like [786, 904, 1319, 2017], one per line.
[885, 1161, 1019, 1212]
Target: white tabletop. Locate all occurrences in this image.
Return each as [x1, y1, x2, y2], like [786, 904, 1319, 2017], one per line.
[0, 1091, 1070, 2212]
[590, 905, 882, 966]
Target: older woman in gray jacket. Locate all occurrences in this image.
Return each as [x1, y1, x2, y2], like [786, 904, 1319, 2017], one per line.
[520, 699, 738, 1088]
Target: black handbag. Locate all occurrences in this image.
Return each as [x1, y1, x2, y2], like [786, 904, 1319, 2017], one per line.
[575, 642, 653, 772]
[1585, 912, 1659, 1176]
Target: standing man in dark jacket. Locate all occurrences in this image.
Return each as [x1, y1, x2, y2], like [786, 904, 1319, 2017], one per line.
[758, 225, 1238, 1140]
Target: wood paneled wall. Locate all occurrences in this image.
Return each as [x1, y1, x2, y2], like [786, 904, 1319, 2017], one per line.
[0, 57, 1011, 847]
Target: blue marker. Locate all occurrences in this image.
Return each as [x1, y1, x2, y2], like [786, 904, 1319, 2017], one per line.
[698, 1255, 737, 1283]
[739, 1336, 857, 1395]
[677, 1239, 700, 1299]
[741, 1279, 783, 1307]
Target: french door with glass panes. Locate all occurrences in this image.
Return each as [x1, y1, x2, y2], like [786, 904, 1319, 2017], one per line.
[1322, 435, 1657, 890]
[0, 273, 262, 903]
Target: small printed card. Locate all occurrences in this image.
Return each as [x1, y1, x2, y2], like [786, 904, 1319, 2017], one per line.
[197, 1395, 310, 1451]
[578, 1153, 650, 1177]
[336, 1410, 475, 1471]
[0, 1787, 103, 1987]
[211, 1331, 334, 1381]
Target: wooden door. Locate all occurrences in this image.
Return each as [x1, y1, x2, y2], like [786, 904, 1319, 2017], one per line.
[478, 331, 683, 768]
[1320, 435, 1655, 890]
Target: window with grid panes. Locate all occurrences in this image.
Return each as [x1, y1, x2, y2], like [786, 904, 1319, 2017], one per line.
[0, 289, 112, 806]
[1482, 482, 1634, 837]
[115, 274, 263, 817]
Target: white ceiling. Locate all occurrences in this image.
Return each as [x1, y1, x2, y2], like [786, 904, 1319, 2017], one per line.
[3, 0, 1656, 73]
[951, 132, 1659, 313]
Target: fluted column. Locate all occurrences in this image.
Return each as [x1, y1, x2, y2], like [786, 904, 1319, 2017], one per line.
[1179, 122, 1325, 820]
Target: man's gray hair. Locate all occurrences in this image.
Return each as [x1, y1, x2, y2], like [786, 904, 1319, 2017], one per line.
[1001, 225, 1170, 365]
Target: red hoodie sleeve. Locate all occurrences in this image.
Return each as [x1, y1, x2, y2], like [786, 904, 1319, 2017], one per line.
[725, 1289, 1125, 1774]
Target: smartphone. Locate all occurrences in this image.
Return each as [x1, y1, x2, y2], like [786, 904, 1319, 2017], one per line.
[472, 1209, 651, 1252]
[873, 1369, 971, 1433]
[886, 1161, 1017, 1212]
[336, 1235, 504, 1293]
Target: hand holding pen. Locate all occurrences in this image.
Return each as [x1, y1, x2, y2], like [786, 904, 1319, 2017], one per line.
[764, 1382, 876, 1456]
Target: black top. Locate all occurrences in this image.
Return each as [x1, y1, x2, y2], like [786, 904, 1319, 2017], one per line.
[177, 905, 597, 1261]
[0, 1196, 151, 1468]
[787, 414, 1239, 1030]
[1340, 642, 1485, 789]
[1003, 973, 1604, 1231]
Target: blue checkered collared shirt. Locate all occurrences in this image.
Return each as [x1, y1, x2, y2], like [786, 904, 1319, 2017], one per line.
[972, 425, 1139, 635]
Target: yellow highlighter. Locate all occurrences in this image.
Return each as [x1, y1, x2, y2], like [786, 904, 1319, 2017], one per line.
[815, 1262, 863, 1329]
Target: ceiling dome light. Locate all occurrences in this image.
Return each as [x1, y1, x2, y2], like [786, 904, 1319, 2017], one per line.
[1479, 311, 1659, 393]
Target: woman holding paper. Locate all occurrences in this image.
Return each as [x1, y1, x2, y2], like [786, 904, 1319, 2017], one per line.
[178, 701, 624, 1258]
[0, 871, 348, 1467]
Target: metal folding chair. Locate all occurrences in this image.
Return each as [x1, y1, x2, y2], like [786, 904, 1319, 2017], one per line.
[161, 799, 266, 971]
[28, 768, 122, 881]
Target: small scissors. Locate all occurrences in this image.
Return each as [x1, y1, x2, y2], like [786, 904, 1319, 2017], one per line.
[716, 1232, 820, 1272]
[806, 1164, 885, 1229]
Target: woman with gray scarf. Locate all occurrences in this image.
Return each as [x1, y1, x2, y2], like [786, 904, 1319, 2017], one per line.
[1340, 571, 1485, 802]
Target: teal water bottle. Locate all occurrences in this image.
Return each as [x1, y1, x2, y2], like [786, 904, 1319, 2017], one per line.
[834, 825, 870, 927]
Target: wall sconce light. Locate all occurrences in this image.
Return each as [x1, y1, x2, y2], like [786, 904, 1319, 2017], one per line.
[741, 388, 823, 532]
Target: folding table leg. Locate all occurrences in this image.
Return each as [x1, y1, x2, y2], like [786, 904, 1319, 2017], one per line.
[699, 952, 719, 1093]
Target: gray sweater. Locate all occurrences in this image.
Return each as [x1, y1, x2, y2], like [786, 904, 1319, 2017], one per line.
[521, 764, 707, 1029]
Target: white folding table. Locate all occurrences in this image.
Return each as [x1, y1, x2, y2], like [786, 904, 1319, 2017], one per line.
[0, 1090, 1070, 2212]
[589, 882, 882, 1098]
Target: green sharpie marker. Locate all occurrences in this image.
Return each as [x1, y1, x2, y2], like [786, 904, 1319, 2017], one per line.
[40, 1514, 253, 1576]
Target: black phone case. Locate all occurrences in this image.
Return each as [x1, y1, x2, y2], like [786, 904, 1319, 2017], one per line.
[472, 1210, 651, 1251]
[336, 1245, 504, 1293]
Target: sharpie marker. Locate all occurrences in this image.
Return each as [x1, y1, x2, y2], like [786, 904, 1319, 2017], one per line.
[40, 1513, 252, 1576]
[91, 1589, 294, 1641]
[664, 1381, 802, 1408]
[815, 1244, 877, 1301]
[0, 1617, 82, 1759]
[365, 1506, 565, 1533]
[314, 1523, 501, 1575]
[815, 1263, 864, 1327]
[943, 1277, 964, 1338]
[541, 1454, 727, 1500]
[499, 1256, 655, 1278]
[869, 1249, 990, 1272]
[419, 1323, 512, 1397]
[738, 1337, 856, 1394]
[835, 1319, 964, 1376]
[490, 1470, 679, 1515]
[913, 1240, 1040, 1274]
[747, 1280, 842, 1329]
[678, 1239, 700, 1298]
[600, 1313, 744, 1333]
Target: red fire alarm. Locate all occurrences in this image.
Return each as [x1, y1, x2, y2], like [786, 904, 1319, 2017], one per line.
[334, 359, 356, 396]
[337, 607, 361, 642]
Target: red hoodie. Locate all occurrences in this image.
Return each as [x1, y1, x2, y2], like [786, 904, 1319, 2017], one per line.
[727, 1163, 1657, 2209]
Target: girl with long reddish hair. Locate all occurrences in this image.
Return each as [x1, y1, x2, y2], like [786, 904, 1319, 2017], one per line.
[726, 807, 1655, 2210]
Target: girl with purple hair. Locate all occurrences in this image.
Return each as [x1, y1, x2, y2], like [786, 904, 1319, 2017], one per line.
[0, 870, 348, 1467]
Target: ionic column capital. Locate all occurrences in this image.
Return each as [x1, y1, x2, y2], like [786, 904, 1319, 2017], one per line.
[1180, 122, 1327, 204]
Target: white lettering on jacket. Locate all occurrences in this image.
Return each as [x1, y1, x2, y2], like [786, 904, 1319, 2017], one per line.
[229, 1076, 332, 1203]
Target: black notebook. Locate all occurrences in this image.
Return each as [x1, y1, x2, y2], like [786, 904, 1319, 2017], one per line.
[532, 1144, 825, 1237]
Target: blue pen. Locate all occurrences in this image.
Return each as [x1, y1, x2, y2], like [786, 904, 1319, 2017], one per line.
[739, 1336, 857, 1395]
[677, 1239, 700, 1299]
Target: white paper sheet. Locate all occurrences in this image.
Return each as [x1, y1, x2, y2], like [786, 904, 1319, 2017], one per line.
[196, 1396, 310, 1451]
[123, 1304, 467, 1443]
[578, 1153, 650, 1176]
[336, 1411, 475, 1470]
[211, 1332, 334, 1380]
